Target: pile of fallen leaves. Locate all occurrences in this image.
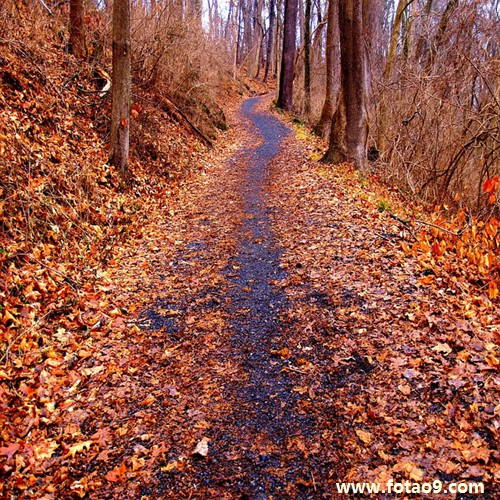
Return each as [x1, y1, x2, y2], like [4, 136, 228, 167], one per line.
[0, 87, 246, 497]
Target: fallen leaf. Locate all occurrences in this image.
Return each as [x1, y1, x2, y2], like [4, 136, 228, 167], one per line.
[355, 429, 372, 445]
[140, 395, 156, 405]
[81, 365, 106, 376]
[105, 462, 127, 482]
[67, 440, 93, 458]
[193, 437, 209, 457]
[432, 343, 452, 354]
[398, 383, 411, 395]
[0, 443, 20, 461]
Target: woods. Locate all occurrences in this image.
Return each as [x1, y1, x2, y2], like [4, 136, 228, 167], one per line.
[7, 0, 497, 214]
[1, 0, 499, 497]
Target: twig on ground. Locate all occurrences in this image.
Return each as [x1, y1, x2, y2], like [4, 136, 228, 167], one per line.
[20, 253, 82, 290]
[390, 213, 461, 237]
[0, 312, 52, 364]
[37, 0, 54, 16]
[414, 219, 462, 237]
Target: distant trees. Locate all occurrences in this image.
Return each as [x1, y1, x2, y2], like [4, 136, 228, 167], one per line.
[263, 0, 276, 82]
[315, 0, 337, 138]
[109, 0, 131, 177]
[303, 0, 312, 115]
[30, 0, 500, 212]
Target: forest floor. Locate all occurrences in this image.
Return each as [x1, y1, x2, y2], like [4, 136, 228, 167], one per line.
[1, 95, 500, 499]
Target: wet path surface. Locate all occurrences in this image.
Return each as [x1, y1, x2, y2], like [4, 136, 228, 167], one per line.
[215, 99, 315, 496]
[186, 98, 331, 498]
[134, 96, 344, 498]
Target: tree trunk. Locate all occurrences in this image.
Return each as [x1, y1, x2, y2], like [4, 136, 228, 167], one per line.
[274, 0, 283, 79]
[315, 0, 336, 137]
[69, 0, 86, 59]
[415, 0, 434, 62]
[110, 0, 131, 178]
[323, 0, 372, 168]
[377, 0, 410, 153]
[428, 0, 459, 67]
[277, 0, 298, 110]
[263, 0, 276, 82]
[304, 0, 312, 115]
[250, 0, 264, 77]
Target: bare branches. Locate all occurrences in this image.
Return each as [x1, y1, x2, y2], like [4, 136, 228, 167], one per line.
[37, 0, 54, 16]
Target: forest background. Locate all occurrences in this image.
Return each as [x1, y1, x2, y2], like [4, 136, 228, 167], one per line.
[1, 0, 500, 397]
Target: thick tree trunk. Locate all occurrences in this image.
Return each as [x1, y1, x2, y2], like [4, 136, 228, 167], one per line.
[277, 0, 298, 110]
[322, 87, 346, 163]
[315, 0, 336, 137]
[323, 0, 372, 168]
[69, 0, 85, 59]
[110, 0, 131, 178]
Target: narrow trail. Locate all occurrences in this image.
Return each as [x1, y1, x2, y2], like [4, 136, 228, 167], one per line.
[146, 96, 344, 498]
[190, 97, 329, 497]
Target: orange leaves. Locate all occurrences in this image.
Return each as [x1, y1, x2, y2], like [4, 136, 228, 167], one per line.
[0, 443, 20, 461]
[431, 239, 446, 257]
[131, 104, 141, 118]
[65, 440, 93, 459]
[483, 177, 498, 194]
[139, 394, 156, 406]
[105, 462, 127, 482]
[355, 429, 372, 445]
[402, 211, 499, 301]
[33, 440, 59, 460]
[483, 176, 499, 203]
[489, 281, 499, 300]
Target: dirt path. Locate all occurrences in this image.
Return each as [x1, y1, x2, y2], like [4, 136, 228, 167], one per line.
[134, 96, 345, 498]
[187, 97, 339, 497]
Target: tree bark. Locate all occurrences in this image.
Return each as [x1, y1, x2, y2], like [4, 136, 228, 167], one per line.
[69, 0, 86, 59]
[378, 0, 411, 153]
[315, 0, 336, 137]
[322, 86, 347, 162]
[428, 0, 459, 67]
[274, 0, 283, 79]
[263, 0, 276, 82]
[110, 0, 131, 178]
[323, 0, 372, 168]
[304, 0, 312, 115]
[277, 0, 298, 110]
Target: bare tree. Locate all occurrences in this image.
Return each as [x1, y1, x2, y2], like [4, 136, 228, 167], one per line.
[277, 0, 298, 110]
[264, 0, 276, 82]
[110, 0, 131, 178]
[304, 0, 312, 115]
[378, 0, 412, 153]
